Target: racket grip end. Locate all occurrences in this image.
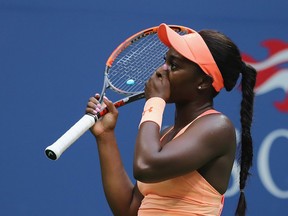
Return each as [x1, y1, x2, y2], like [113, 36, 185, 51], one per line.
[44, 114, 96, 160]
[45, 148, 58, 160]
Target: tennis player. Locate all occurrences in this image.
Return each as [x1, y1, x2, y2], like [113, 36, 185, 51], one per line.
[86, 23, 256, 216]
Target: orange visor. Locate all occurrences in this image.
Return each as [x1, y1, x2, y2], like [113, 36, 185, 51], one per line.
[158, 23, 224, 92]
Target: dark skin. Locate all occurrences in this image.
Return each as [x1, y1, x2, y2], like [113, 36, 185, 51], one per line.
[86, 48, 236, 216]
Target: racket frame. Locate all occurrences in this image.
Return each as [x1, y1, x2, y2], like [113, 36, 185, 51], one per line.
[45, 25, 192, 160]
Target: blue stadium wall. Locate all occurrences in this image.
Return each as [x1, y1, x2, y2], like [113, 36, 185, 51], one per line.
[1, 0, 287, 215]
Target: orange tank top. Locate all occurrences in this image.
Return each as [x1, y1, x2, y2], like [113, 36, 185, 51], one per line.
[137, 110, 224, 216]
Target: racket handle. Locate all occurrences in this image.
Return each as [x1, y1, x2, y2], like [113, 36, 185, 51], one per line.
[45, 92, 145, 160]
[45, 114, 96, 160]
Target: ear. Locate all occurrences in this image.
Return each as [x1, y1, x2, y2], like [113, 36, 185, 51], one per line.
[198, 75, 213, 90]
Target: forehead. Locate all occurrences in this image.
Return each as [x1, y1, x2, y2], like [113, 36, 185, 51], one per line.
[166, 48, 184, 59]
[166, 48, 197, 66]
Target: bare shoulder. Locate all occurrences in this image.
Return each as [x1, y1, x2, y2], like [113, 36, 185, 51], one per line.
[188, 112, 236, 154]
[193, 113, 236, 193]
[199, 112, 235, 133]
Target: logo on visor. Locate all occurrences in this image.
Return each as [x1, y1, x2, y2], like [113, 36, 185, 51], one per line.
[242, 39, 288, 113]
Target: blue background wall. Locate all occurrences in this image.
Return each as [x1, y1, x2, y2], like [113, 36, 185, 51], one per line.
[1, 0, 288, 215]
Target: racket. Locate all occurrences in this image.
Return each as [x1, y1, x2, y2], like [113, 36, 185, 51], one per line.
[45, 25, 191, 160]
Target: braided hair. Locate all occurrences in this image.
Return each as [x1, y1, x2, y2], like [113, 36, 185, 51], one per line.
[199, 30, 257, 216]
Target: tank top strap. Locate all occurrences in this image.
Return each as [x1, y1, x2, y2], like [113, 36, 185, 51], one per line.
[174, 109, 220, 139]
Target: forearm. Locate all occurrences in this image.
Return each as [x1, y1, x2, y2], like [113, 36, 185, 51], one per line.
[133, 97, 166, 182]
[134, 123, 162, 182]
[135, 97, 165, 159]
[96, 131, 137, 215]
[136, 122, 162, 156]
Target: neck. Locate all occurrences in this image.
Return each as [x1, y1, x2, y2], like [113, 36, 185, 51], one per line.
[173, 101, 214, 129]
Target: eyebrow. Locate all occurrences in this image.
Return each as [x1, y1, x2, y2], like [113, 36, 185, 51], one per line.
[166, 51, 192, 65]
[165, 51, 182, 61]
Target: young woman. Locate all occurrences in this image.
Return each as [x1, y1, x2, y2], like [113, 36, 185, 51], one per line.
[86, 23, 256, 216]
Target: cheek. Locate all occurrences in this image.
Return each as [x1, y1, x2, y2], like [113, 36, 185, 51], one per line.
[169, 76, 197, 100]
[175, 74, 196, 90]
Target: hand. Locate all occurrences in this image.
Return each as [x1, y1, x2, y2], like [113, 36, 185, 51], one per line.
[145, 68, 170, 101]
[86, 94, 118, 137]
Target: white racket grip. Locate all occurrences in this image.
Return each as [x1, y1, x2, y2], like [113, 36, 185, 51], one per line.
[45, 114, 96, 160]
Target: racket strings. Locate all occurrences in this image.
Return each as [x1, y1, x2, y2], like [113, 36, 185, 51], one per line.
[107, 29, 188, 94]
[108, 33, 167, 94]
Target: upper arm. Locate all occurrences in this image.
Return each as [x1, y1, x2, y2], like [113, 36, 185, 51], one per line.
[126, 183, 144, 216]
[134, 114, 236, 183]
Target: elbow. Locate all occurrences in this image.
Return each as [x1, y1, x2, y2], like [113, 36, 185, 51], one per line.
[133, 156, 165, 183]
[133, 157, 155, 183]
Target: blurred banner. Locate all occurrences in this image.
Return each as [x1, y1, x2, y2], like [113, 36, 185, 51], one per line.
[0, 0, 287, 215]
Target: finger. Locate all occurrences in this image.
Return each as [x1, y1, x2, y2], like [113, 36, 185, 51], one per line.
[155, 69, 169, 82]
[89, 96, 100, 104]
[162, 63, 168, 71]
[87, 101, 101, 110]
[86, 96, 101, 113]
[103, 97, 118, 115]
[86, 107, 99, 115]
[155, 71, 163, 81]
[160, 69, 169, 79]
[162, 70, 169, 78]
[94, 93, 101, 100]
[86, 101, 100, 114]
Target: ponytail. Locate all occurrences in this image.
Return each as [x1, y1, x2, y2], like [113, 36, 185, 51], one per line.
[235, 63, 257, 216]
[199, 29, 257, 215]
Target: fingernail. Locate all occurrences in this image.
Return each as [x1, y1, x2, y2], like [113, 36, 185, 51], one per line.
[162, 63, 168, 70]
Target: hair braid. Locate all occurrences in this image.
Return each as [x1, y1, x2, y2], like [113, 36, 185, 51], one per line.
[235, 63, 257, 216]
[199, 30, 257, 215]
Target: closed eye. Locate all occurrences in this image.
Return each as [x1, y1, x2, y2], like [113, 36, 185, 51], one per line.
[163, 55, 178, 71]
